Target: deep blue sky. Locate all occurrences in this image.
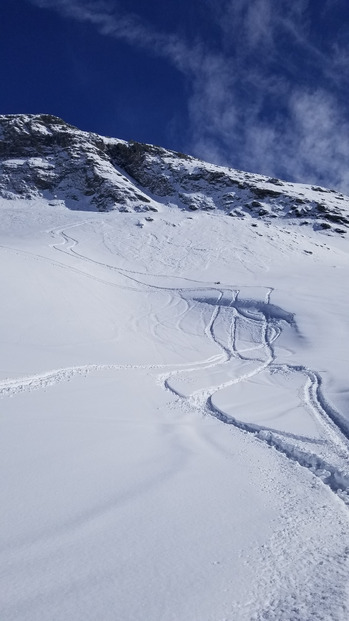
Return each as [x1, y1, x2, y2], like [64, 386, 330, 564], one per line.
[1, 0, 349, 191]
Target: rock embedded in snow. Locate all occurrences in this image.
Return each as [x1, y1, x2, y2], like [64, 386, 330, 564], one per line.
[0, 114, 348, 233]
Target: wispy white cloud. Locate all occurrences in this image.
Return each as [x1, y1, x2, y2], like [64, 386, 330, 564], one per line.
[28, 0, 198, 72]
[188, 0, 349, 190]
[28, 0, 349, 192]
[245, 0, 274, 50]
[233, 89, 349, 190]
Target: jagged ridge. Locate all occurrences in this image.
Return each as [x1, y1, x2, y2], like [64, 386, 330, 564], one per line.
[0, 113, 348, 233]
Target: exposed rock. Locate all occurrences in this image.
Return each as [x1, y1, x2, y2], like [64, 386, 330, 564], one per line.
[0, 114, 348, 233]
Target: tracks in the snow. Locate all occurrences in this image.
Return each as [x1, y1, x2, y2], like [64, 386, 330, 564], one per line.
[162, 287, 349, 505]
[2, 221, 349, 506]
[44, 224, 349, 504]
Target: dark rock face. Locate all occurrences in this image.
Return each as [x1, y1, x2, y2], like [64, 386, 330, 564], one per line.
[0, 114, 153, 211]
[0, 114, 348, 233]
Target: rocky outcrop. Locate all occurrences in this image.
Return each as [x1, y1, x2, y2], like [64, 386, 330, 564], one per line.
[0, 114, 348, 233]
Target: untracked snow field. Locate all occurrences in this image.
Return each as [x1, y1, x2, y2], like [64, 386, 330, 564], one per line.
[1, 198, 349, 620]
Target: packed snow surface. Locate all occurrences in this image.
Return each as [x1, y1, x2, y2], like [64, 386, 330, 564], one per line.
[1, 169, 349, 617]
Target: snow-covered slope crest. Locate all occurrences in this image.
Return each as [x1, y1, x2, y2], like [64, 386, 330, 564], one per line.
[0, 113, 348, 233]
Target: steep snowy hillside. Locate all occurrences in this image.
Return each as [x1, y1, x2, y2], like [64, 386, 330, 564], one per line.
[1, 114, 349, 621]
[1, 113, 348, 232]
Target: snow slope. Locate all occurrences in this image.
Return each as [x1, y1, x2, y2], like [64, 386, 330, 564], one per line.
[1, 116, 349, 620]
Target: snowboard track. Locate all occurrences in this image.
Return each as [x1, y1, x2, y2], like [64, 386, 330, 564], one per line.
[2, 221, 349, 507]
[164, 287, 349, 506]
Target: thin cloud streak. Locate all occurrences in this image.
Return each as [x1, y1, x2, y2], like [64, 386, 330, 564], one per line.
[234, 90, 349, 192]
[29, 0, 201, 73]
[28, 0, 349, 192]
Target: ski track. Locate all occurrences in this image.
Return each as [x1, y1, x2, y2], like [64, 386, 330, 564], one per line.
[174, 289, 349, 506]
[3, 221, 349, 508]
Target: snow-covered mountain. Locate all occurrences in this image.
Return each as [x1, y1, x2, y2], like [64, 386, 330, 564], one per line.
[1, 114, 349, 621]
[1, 113, 348, 233]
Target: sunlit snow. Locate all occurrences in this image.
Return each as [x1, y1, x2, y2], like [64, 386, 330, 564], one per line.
[1, 119, 349, 620]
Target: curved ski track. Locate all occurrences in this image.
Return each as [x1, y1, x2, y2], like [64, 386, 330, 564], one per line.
[2, 221, 349, 507]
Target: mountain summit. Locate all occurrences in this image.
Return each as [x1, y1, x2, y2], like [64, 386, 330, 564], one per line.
[0, 113, 348, 234]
